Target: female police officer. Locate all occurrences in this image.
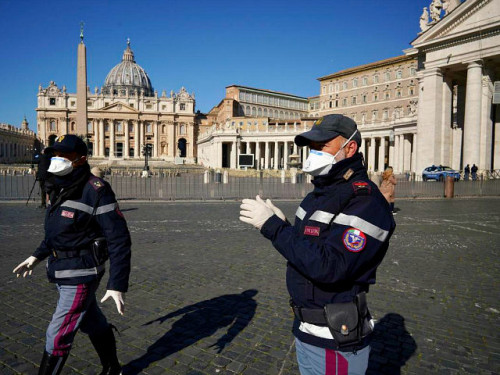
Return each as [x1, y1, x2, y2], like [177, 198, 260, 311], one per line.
[13, 134, 131, 375]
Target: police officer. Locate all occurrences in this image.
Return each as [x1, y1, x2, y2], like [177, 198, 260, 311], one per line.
[13, 135, 131, 375]
[240, 115, 396, 374]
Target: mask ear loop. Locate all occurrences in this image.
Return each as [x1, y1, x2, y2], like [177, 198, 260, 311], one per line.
[333, 130, 358, 160]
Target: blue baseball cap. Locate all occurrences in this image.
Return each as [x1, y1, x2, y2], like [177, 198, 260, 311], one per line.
[45, 134, 88, 156]
[295, 114, 361, 147]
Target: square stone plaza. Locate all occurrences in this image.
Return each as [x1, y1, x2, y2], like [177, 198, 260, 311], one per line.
[0, 198, 499, 374]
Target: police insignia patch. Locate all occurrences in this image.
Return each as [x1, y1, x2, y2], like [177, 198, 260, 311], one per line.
[57, 135, 65, 142]
[314, 117, 323, 126]
[93, 180, 102, 188]
[343, 228, 366, 252]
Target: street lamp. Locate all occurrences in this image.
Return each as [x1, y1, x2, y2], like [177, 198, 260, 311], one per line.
[142, 143, 152, 174]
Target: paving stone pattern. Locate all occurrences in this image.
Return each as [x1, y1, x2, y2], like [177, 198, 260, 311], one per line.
[0, 198, 499, 374]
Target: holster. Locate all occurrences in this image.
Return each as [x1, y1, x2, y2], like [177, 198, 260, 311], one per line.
[91, 237, 109, 265]
[324, 292, 372, 349]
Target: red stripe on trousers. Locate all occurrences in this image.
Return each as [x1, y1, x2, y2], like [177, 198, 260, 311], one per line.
[52, 284, 88, 356]
[326, 349, 348, 375]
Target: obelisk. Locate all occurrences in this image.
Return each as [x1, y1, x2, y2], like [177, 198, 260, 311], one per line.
[76, 22, 88, 136]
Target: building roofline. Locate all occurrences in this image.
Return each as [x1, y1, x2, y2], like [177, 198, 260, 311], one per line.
[317, 55, 416, 81]
[226, 84, 308, 100]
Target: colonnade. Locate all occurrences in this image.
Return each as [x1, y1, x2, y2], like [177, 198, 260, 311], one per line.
[360, 133, 416, 173]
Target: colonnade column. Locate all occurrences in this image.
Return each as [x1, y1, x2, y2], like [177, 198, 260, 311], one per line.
[139, 121, 144, 154]
[274, 142, 279, 169]
[441, 76, 453, 166]
[463, 61, 483, 168]
[255, 141, 261, 170]
[231, 141, 237, 169]
[398, 134, 405, 173]
[284, 141, 289, 170]
[394, 134, 400, 172]
[264, 142, 270, 169]
[494, 105, 500, 170]
[368, 137, 376, 172]
[378, 137, 386, 172]
[99, 120, 104, 157]
[411, 134, 417, 174]
[109, 120, 115, 159]
[124, 121, 130, 158]
[403, 135, 412, 173]
[480, 72, 493, 171]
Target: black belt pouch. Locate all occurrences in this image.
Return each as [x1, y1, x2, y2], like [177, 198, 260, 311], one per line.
[91, 237, 109, 265]
[324, 292, 371, 348]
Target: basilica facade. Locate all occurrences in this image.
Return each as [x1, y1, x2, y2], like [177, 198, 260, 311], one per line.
[36, 41, 197, 164]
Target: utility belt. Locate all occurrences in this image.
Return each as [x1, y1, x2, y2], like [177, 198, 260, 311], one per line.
[291, 292, 373, 349]
[52, 237, 109, 265]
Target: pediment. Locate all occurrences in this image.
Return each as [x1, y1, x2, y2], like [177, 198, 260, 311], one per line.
[413, 0, 500, 47]
[99, 102, 137, 113]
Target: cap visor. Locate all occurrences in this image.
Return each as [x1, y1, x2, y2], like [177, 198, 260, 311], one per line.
[44, 144, 74, 154]
[294, 129, 339, 146]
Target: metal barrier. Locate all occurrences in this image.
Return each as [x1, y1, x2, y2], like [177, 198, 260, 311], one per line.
[1, 174, 499, 202]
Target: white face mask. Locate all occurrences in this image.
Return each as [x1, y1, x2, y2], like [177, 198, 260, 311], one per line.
[302, 130, 357, 176]
[47, 156, 76, 176]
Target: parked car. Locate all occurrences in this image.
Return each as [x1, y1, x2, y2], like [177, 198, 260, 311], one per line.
[422, 165, 461, 181]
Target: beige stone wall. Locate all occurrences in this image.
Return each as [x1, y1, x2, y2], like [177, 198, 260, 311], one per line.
[0, 123, 36, 163]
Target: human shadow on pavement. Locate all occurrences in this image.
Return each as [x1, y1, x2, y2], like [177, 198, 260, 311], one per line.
[123, 289, 258, 374]
[367, 313, 417, 375]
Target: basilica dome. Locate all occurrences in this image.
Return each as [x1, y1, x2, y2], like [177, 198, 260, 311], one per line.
[103, 41, 154, 97]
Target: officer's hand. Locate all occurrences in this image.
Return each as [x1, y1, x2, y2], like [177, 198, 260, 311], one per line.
[265, 198, 286, 221]
[101, 290, 125, 315]
[240, 195, 274, 230]
[13, 256, 40, 278]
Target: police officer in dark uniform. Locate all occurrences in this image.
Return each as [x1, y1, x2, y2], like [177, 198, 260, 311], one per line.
[13, 134, 131, 375]
[240, 115, 396, 374]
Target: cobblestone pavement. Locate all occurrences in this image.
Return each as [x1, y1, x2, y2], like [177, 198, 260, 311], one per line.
[0, 198, 499, 374]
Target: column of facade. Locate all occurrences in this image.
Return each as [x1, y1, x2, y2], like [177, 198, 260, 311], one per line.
[134, 121, 140, 158]
[168, 121, 175, 159]
[284, 141, 289, 170]
[368, 137, 376, 172]
[415, 69, 444, 173]
[124, 121, 130, 158]
[99, 119, 105, 157]
[480, 72, 493, 171]
[217, 140, 223, 168]
[188, 122, 195, 159]
[153, 122, 159, 158]
[451, 84, 464, 170]
[463, 61, 483, 168]
[274, 141, 279, 169]
[255, 141, 261, 170]
[139, 121, 144, 155]
[109, 120, 115, 158]
[92, 119, 98, 157]
[378, 137, 386, 172]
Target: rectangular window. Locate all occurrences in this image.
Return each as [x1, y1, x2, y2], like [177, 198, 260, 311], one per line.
[180, 103, 186, 110]
[385, 72, 391, 81]
[146, 123, 152, 133]
[116, 122, 122, 132]
[49, 98, 56, 105]
[396, 70, 402, 79]
[373, 76, 379, 84]
[342, 98, 347, 106]
[87, 122, 92, 132]
[146, 104, 152, 109]
[362, 77, 368, 86]
[50, 121, 56, 131]
[352, 96, 357, 105]
[70, 101, 76, 107]
[352, 79, 358, 88]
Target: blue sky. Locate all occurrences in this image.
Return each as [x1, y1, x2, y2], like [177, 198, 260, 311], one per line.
[0, 0, 429, 133]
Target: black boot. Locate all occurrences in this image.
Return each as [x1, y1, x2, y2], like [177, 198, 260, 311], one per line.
[89, 325, 122, 375]
[38, 351, 68, 375]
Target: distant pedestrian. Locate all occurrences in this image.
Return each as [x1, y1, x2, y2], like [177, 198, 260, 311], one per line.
[471, 164, 478, 181]
[35, 149, 53, 208]
[464, 164, 470, 181]
[380, 166, 397, 215]
[91, 166, 105, 178]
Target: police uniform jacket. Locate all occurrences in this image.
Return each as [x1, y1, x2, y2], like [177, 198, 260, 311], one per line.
[32, 166, 132, 292]
[260, 153, 396, 350]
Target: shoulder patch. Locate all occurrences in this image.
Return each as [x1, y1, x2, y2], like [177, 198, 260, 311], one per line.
[352, 181, 371, 195]
[343, 168, 354, 181]
[343, 228, 367, 252]
[88, 176, 105, 191]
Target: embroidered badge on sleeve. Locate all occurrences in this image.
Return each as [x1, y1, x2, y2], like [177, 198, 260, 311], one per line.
[343, 228, 366, 252]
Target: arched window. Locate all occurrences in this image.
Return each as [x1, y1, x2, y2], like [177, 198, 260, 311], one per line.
[263, 108, 268, 117]
[177, 138, 187, 157]
[258, 108, 262, 117]
[180, 124, 186, 135]
[252, 107, 257, 116]
[71, 122, 75, 131]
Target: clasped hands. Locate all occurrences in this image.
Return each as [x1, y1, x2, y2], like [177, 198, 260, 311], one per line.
[239, 195, 286, 230]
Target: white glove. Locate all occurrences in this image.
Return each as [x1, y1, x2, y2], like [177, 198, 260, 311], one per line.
[265, 198, 287, 222]
[101, 290, 125, 315]
[13, 256, 40, 278]
[240, 195, 275, 230]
